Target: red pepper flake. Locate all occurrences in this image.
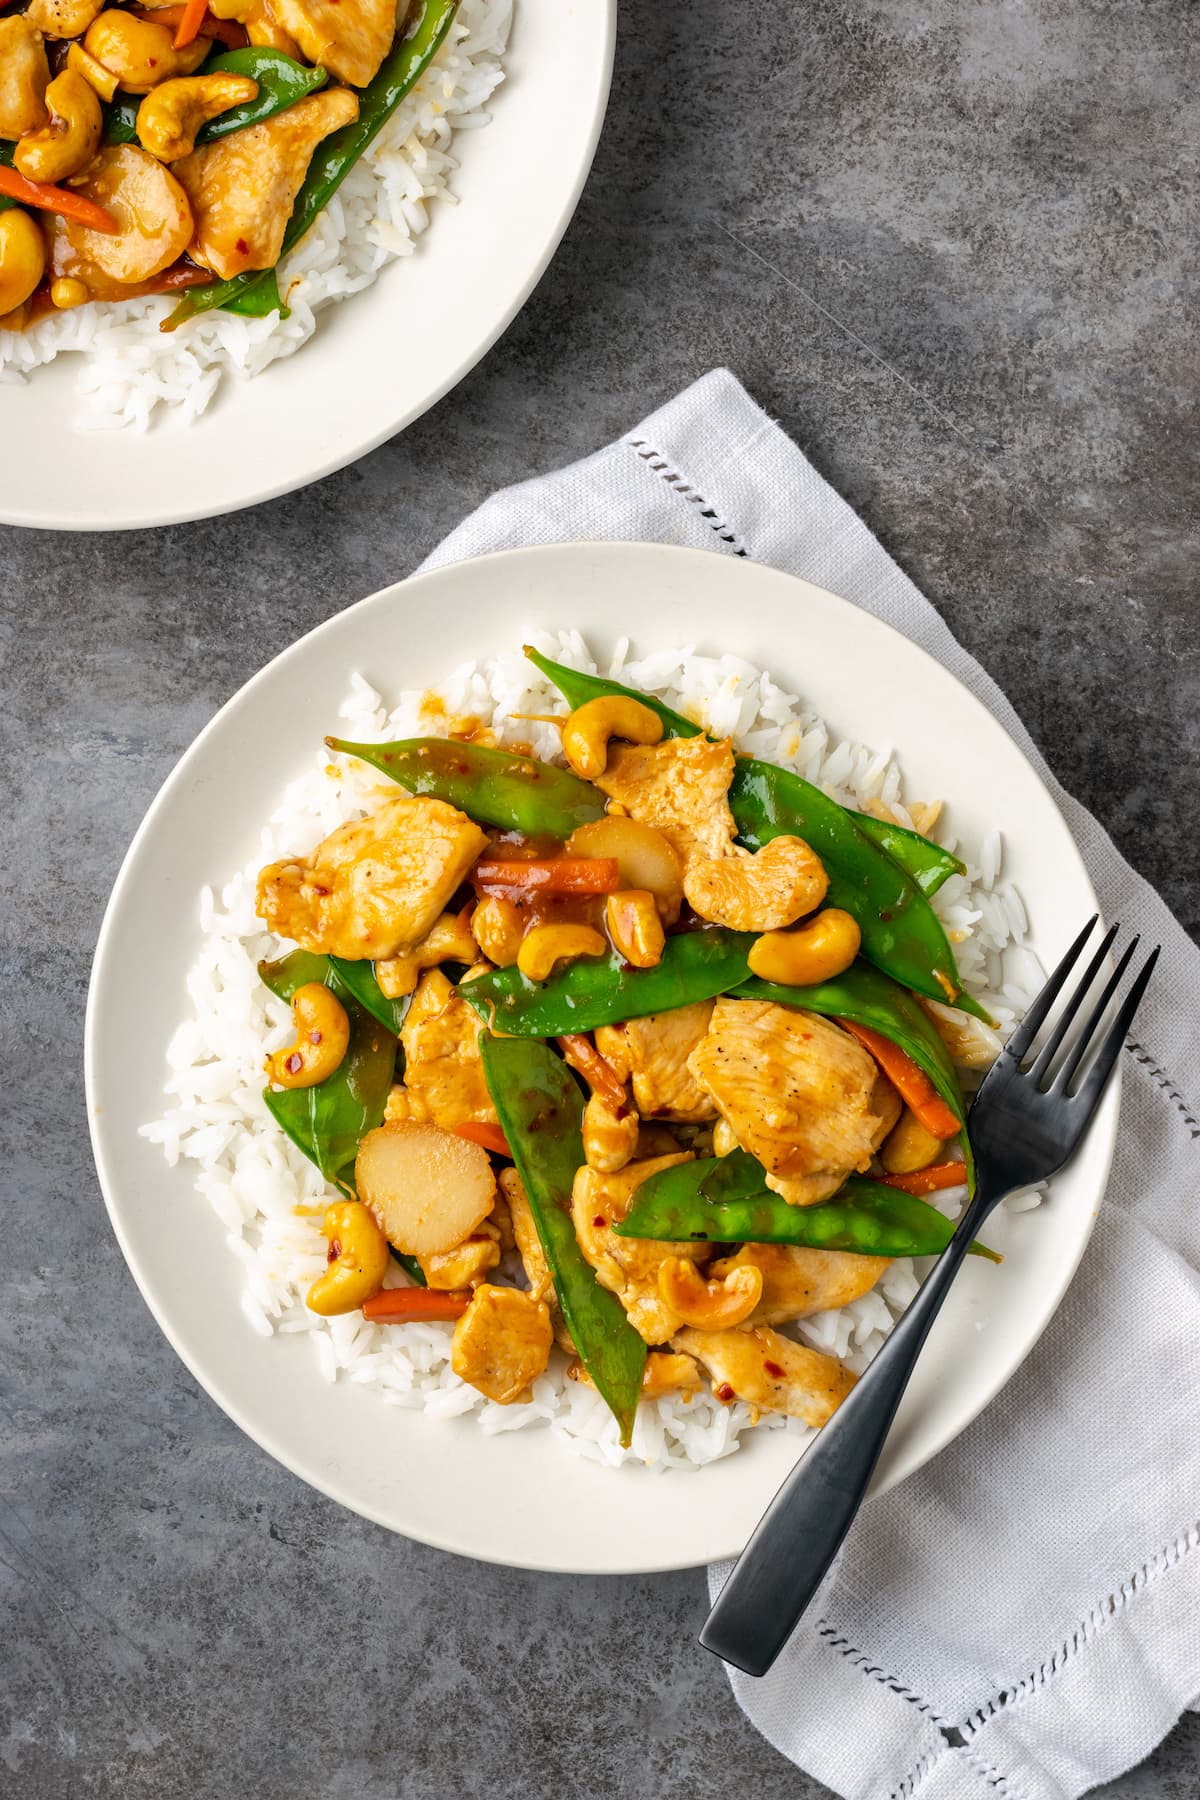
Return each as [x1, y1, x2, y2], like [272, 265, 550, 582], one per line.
[592, 1216, 606, 1230]
[285, 1052, 303, 1074]
[308, 1029, 323, 1045]
[236, 236, 249, 255]
[763, 1360, 784, 1379]
[715, 1383, 735, 1403]
[326, 1239, 341, 1263]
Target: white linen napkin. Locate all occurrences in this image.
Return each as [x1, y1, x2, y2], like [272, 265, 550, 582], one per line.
[420, 369, 1200, 1800]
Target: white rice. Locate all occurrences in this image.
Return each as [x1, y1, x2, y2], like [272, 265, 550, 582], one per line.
[0, 0, 509, 430]
[141, 633, 1042, 1471]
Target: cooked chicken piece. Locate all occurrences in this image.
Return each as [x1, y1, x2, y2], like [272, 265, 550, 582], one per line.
[175, 87, 359, 280]
[499, 1167, 573, 1351]
[763, 1073, 900, 1204]
[596, 1002, 717, 1123]
[419, 1224, 502, 1291]
[711, 1243, 889, 1326]
[487, 1176, 517, 1255]
[674, 1324, 856, 1427]
[683, 836, 828, 933]
[384, 1083, 428, 1124]
[451, 1284, 552, 1405]
[572, 1155, 711, 1345]
[396, 969, 498, 1132]
[595, 736, 736, 871]
[569, 1350, 702, 1400]
[256, 793, 486, 961]
[207, 0, 302, 55]
[763, 1170, 853, 1206]
[0, 18, 50, 138]
[25, 0, 105, 39]
[687, 1000, 896, 1193]
[268, 0, 397, 87]
[582, 1091, 639, 1173]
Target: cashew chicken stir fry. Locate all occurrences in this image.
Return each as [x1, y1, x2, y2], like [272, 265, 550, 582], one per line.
[254, 645, 997, 1449]
[0, 0, 456, 331]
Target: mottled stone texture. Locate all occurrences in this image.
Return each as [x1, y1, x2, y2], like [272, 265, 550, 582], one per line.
[1, 0, 1197, 1793]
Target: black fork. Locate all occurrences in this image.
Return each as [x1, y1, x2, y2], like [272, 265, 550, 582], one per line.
[700, 916, 1159, 1678]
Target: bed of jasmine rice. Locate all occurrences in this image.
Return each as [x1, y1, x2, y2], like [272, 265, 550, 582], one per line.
[0, 0, 509, 431]
[141, 633, 1044, 1472]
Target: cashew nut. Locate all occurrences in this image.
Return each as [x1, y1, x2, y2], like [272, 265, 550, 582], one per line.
[375, 910, 477, 1000]
[881, 1107, 945, 1175]
[306, 1200, 390, 1316]
[561, 695, 664, 780]
[516, 922, 607, 982]
[0, 17, 50, 139]
[0, 212, 46, 320]
[606, 888, 664, 969]
[264, 981, 350, 1088]
[470, 894, 524, 968]
[136, 71, 258, 161]
[66, 41, 120, 102]
[566, 815, 683, 922]
[747, 906, 861, 987]
[583, 1092, 639, 1174]
[657, 1257, 764, 1330]
[83, 12, 208, 94]
[684, 835, 829, 933]
[14, 69, 101, 185]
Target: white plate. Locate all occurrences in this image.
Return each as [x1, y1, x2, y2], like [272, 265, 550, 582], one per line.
[86, 543, 1115, 1573]
[0, 2, 614, 532]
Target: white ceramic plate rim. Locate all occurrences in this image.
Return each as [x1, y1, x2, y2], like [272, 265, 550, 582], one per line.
[0, 1, 616, 532]
[86, 543, 1115, 1572]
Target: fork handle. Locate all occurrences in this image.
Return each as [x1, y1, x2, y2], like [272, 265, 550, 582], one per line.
[699, 1186, 995, 1677]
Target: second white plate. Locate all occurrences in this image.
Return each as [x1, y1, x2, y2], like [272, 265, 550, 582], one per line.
[1, 0, 615, 530]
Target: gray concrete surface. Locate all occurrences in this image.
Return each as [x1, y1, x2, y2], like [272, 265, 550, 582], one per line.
[2, 0, 1197, 1794]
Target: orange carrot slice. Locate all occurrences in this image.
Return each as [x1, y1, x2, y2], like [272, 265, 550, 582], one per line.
[362, 1289, 469, 1324]
[0, 166, 117, 234]
[842, 1020, 962, 1139]
[878, 1161, 969, 1196]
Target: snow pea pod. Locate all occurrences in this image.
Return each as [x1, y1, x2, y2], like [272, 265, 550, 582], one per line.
[524, 647, 983, 1017]
[260, 945, 408, 1035]
[460, 929, 756, 1038]
[258, 950, 397, 1191]
[104, 48, 328, 147]
[852, 813, 963, 897]
[164, 0, 460, 327]
[737, 961, 973, 1189]
[259, 950, 423, 1281]
[480, 1034, 646, 1444]
[0, 142, 13, 214]
[615, 1151, 996, 1260]
[326, 736, 606, 838]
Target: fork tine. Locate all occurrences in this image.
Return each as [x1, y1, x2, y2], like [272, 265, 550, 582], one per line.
[1005, 916, 1098, 1063]
[1052, 934, 1139, 1092]
[1071, 946, 1160, 1116]
[1028, 922, 1121, 1084]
